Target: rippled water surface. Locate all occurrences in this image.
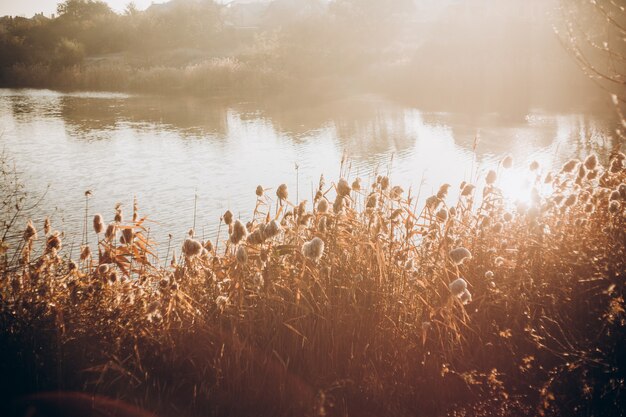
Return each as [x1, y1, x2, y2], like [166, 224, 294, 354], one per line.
[0, 89, 620, 251]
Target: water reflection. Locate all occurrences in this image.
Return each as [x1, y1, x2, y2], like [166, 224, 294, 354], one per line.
[0, 89, 620, 254]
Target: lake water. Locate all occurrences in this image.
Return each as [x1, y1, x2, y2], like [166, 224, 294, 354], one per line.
[0, 89, 620, 255]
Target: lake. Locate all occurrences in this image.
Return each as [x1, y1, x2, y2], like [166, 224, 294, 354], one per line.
[0, 88, 620, 255]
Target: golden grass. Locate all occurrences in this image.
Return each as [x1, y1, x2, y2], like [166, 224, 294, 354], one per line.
[1, 152, 625, 417]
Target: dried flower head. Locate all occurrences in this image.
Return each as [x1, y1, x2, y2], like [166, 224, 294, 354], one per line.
[529, 160, 540, 171]
[236, 245, 248, 264]
[46, 233, 62, 251]
[317, 198, 329, 213]
[337, 178, 351, 197]
[461, 184, 475, 197]
[223, 210, 233, 225]
[486, 170, 497, 185]
[276, 183, 288, 200]
[502, 155, 513, 169]
[380, 176, 390, 190]
[80, 245, 91, 261]
[43, 217, 51, 235]
[333, 195, 345, 214]
[23, 220, 37, 242]
[120, 228, 134, 245]
[105, 223, 116, 240]
[610, 190, 621, 202]
[561, 159, 579, 173]
[437, 183, 451, 199]
[449, 247, 472, 265]
[436, 208, 448, 222]
[366, 194, 378, 209]
[182, 238, 202, 257]
[230, 220, 247, 245]
[263, 219, 282, 240]
[351, 178, 362, 191]
[584, 154, 597, 170]
[449, 277, 468, 297]
[302, 237, 325, 262]
[609, 200, 621, 214]
[459, 289, 472, 305]
[485, 270, 494, 279]
[93, 214, 104, 234]
[256, 185, 264, 197]
[97, 264, 110, 275]
[390, 185, 404, 200]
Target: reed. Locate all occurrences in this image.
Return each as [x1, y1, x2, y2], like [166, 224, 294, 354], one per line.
[0, 152, 625, 417]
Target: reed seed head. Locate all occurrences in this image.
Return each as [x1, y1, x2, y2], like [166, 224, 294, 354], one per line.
[529, 160, 540, 171]
[561, 159, 579, 173]
[302, 237, 325, 262]
[223, 210, 233, 225]
[263, 219, 282, 239]
[230, 220, 247, 245]
[449, 277, 468, 297]
[236, 245, 248, 264]
[256, 185, 264, 197]
[93, 214, 104, 234]
[276, 183, 288, 200]
[584, 154, 598, 170]
[449, 247, 472, 265]
[337, 178, 351, 197]
[502, 155, 513, 169]
[23, 220, 37, 242]
[43, 217, 50, 235]
[486, 170, 497, 185]
[182, 238, 202, 257]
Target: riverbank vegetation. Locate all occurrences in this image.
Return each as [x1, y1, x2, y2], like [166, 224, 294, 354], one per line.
[0, 0, 604, 109]
[1, 150, 625, 416]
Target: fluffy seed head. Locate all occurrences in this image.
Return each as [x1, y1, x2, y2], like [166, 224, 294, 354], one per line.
[390, 185, 404, 200]
[333, 195, 345, 214]
[380, 176, 390, 190]
[105, 223, 116, 240]
[317, 198, 329, 213]
[436, 208, 448, 222]
[609, 200, 621, 214]
[223, 210, 233, 225]
[230, 220, 247, 245]
[584, 154, 597, 170]
[484, 270, 494, 279]
[236, 246, 248, 264]
[97, 264, 110, 275]
[449, 247, 472, 265]
[337, 178, 351, 197]
[256, 185, 264, 197]
[459, 289, 472, 305]
[80, 245, 91, 261]
[263, 219, 281, 239]
[43, 217, 51, 235]
[46, 233, 62, 251]
[461, 184, 475, 197]
[23, 220, 37, 242]
[302, 237, 325, 262]
[561, 159, 579, 173]
[502, 155, 513, 169]
[182, 238, 202, 257]
[449, 277, 468, 297]
[486, 170, 497, 185]
[529, 160, 540, 171]
[351, 178, 361, 191]
[276, 183, 288, 200]
[93, 214, 104, 234]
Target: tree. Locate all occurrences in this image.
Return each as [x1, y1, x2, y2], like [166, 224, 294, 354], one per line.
[556, 0, 626, 103]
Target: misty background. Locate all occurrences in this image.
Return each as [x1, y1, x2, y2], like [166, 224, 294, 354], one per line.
[0, 0, 619, 115]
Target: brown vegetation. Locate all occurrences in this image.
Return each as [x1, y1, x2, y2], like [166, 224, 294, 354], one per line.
[1, 152, 625, 416]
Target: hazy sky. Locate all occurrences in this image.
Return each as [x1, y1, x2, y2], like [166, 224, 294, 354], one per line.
[0, 0, 165, 17]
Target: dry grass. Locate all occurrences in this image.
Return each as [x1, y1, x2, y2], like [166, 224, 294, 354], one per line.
[1, 152, 625, 417]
